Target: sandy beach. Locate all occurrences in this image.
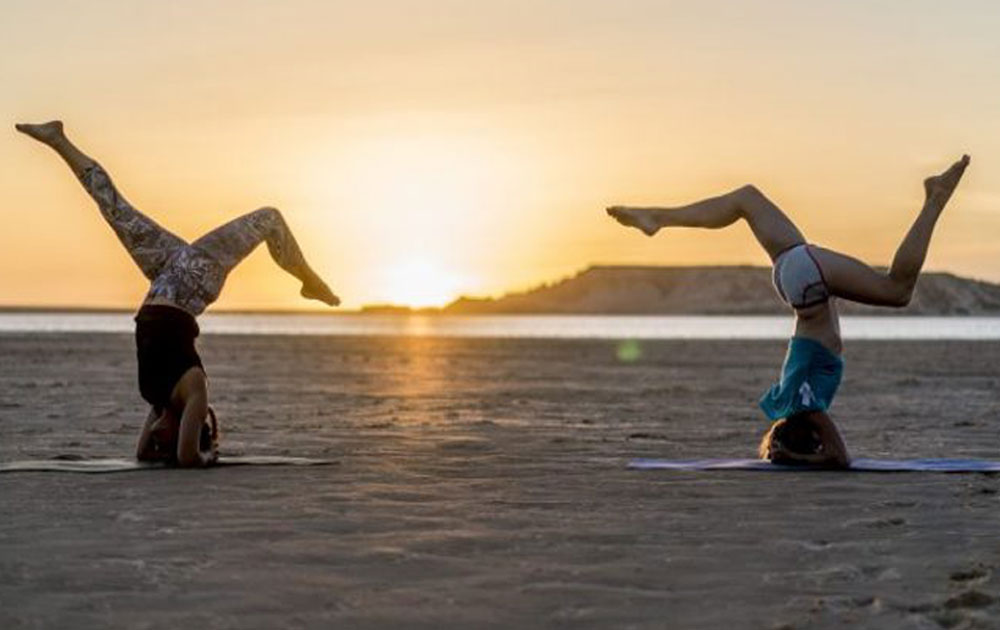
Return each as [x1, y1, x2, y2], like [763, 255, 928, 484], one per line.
[1, 333, 998, 629]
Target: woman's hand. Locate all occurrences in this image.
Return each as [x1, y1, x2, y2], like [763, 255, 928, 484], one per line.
[136, 408, 180, 462]
[204, 436, 219, 465]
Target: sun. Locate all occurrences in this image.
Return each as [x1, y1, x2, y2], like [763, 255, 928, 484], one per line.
[301, 121, 536, 309]
[380, 257, 471, 308]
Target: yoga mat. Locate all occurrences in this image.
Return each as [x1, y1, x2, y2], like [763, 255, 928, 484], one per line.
[0, 456, 337, 474]
[629, 458, 1000, 473]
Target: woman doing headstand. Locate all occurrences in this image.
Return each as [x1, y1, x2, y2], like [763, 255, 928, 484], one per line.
[17, 121, 340, 467]
[607, 155, 970, 468]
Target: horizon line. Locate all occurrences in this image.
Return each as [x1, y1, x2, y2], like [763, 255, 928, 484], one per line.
[0, 263, 992, 314]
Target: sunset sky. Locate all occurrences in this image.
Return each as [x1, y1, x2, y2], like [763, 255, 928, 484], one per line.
[2, 0, 998, 310]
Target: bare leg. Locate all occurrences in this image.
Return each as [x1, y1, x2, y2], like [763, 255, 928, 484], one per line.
[810, 155, 970, 307]
[607, 184, 806, 261]
[16, 121, 186, 280]
[192, 207, 339, 306]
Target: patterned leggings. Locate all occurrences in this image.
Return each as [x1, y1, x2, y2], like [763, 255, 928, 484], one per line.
[78, 163, 309, 315]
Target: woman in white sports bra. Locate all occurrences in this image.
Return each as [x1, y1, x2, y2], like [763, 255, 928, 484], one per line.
[607, 155, 970, 468]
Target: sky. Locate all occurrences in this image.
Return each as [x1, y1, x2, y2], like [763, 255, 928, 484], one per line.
[2, 0, 998, 310]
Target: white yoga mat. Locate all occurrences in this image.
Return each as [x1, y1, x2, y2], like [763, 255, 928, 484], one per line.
[0, 456, 337, 474]
[629, 458, 1000, 472]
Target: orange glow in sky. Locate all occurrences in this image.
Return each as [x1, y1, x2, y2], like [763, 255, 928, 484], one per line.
[2, 1, 998, 310]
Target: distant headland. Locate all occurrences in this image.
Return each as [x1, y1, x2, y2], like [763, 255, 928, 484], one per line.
[429, 266, 1000, 316]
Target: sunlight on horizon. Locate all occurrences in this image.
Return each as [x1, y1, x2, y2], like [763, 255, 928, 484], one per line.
[378, 257, 476, 308]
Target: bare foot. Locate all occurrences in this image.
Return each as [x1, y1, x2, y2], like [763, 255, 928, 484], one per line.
[606, 206, 661, 236]
[14, 120, 64, 144]
[300, 272, 340, 307]
[923, 154, 970, 209]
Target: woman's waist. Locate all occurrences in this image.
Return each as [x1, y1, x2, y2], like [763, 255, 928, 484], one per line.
[141, 295, 187, 310]
[135, 300, 201, 338]
[140, 293, 203, 319]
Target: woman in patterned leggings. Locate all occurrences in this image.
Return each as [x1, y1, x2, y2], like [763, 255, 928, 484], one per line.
[17, 121, 339, 467]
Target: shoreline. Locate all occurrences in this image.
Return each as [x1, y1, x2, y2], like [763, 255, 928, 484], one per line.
[3, 314, 1000, 341]
[3, 306, 1000, 317]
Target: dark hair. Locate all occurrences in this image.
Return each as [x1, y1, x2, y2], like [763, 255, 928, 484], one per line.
[759, 414, 822, 460]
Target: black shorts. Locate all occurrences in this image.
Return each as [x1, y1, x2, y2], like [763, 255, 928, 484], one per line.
[134, 304, 203, 409]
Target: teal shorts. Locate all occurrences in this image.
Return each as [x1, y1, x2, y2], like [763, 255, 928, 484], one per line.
[759, 337, 844, 421]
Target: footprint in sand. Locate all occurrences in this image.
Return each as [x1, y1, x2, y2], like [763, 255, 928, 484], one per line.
[845, 516, 907, 529]
[905, 580, 997, 629]
[944, 590, 994, 609]
[626, 432, 671, 441]
[949, 565, 991, 586]
[924, 592, 997, 630]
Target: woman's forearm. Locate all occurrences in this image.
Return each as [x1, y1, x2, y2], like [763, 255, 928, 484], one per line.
[135, 410, 157, 460]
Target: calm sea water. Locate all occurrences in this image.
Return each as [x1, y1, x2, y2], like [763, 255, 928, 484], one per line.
[1, 312, 999, 339]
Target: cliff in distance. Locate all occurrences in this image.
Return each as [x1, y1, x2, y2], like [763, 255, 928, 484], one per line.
[443, 266, 1000, 315]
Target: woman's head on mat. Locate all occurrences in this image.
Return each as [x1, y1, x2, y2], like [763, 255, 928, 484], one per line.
[759, 415, 821, 459]
[759, 410, 849, 468]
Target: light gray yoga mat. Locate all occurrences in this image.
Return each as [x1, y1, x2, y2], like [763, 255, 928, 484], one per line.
[629, 458, 1000, 472]
[0, 456, 337, 474]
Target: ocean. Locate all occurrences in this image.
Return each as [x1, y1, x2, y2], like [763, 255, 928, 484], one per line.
[2, 312, 999, 339]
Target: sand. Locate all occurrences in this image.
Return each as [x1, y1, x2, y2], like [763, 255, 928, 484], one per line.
[1, 333, 999, 629]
